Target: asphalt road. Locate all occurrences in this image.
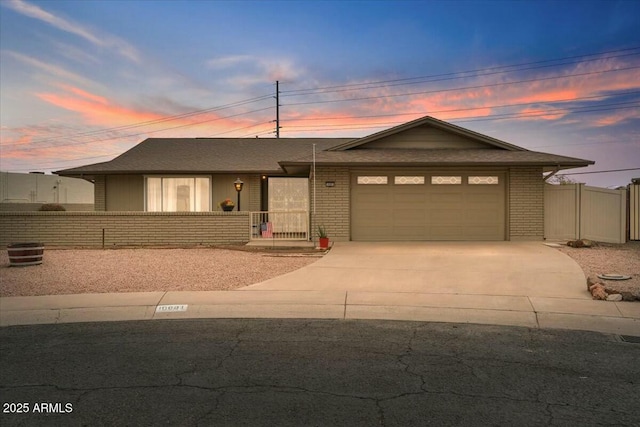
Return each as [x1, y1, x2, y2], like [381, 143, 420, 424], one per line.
[1, 319, 638, 426]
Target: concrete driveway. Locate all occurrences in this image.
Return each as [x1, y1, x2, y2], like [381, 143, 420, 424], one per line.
[245, 242, 588, 299]
[3, 241, 638, 336]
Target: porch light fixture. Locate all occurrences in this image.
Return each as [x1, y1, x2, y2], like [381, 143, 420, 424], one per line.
[325, 181, 335, 187]
[234, 178, 244, 211]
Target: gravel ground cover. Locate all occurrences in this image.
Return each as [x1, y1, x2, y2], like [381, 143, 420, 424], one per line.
[555, 241, 640, 300]
[0, 247, 320, 297]
[2, 243, 639, 300]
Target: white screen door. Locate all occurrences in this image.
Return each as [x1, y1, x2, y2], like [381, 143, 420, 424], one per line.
[268, 178, 309, 235]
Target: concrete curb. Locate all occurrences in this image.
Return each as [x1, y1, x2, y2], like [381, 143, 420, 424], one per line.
[1, 290, 638, 337]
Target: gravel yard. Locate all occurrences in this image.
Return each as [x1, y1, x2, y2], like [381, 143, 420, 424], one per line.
[0, 247, 320, 297]
[555, 241, 640, 300]
[1, 242, 639, 300]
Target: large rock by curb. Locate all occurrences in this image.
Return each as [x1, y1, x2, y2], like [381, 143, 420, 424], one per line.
[586, 275, 637, 302]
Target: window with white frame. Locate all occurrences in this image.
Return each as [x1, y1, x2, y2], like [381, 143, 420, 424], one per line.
[146, 177, 211, 212]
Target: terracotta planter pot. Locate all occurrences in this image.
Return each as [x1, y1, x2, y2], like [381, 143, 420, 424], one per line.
[319, 237, 329, 249]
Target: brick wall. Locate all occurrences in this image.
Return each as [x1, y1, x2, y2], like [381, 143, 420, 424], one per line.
[311, 167, 350, 242]
[0, 212, 249, 247]
[247, 174, 261, 212]
[94, 176, 106, 211]
[509, 167, 544, 240]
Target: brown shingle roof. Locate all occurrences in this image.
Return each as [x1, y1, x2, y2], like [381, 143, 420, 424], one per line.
[57, 138, 352, 176]
[56, 116, 595, 177]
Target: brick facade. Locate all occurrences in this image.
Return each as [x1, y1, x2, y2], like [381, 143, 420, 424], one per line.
[247, 174, 261, 212]
[311, 167, 350, 242]
[0, 212, 249, 247]
[21, 168, 544, 246]
[508, 167, 544, 240]
[94, 176, 106, 211]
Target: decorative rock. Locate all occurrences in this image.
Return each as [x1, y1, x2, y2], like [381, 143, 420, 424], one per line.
[618, 292, 637, 302]
[606, 294, 623, 302]
[586, 276, 601, 289]
[579, 239, 593, 247]
[567, 239, 593, 248]
[589, 283, 607, 300]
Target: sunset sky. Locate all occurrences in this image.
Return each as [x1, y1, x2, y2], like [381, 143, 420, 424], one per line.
[1, 0, 639, 187]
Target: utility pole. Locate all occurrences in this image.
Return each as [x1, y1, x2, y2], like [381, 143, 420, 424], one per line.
[275, 80, 281, 138]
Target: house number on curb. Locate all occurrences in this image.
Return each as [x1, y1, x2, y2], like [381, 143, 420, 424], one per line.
[155, 304, 188, 313]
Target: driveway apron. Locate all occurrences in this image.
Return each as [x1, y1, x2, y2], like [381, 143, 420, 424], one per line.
[243, 242, 589, 299]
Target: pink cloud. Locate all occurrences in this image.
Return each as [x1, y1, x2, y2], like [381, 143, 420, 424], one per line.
[593, 108, 640, 126]
[518, 107, 568, 121]
[3, 53, 639, 172]
[34, 85, 262, 133]
[37, 90, 166, 127]
[310, 55, 640, 127]
[59, 84, 109, 105]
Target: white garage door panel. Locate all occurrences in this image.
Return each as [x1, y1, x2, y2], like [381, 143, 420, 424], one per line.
[352, 172, 506, 241]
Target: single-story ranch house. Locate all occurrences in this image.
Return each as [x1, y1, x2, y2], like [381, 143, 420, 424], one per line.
[57, 115, 593, 242]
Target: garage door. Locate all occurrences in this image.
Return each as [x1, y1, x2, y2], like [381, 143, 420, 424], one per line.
[351, 172, 506, 241]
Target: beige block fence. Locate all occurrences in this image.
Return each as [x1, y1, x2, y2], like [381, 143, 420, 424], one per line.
[0, 212, 250, 247]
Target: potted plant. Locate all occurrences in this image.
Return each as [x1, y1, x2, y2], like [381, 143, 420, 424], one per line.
[317, 225, 329, 249]
[220, 199, 235, 212]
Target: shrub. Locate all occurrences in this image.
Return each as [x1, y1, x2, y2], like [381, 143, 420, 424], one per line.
[39, 203, 66, 211]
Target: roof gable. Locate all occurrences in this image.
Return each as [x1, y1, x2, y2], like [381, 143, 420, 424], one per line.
[330, 115, 525, 151]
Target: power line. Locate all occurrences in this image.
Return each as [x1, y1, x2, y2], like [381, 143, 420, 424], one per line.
[6, 48, 638, 150]
[282, 48, 640, 96]
[203, 121, 274, 138]
[4, 47, 640, 171]
[238, 128, 278, 138]
[559, 168, 640, 175]
[7, 97, 636, 160]
[1, 93, 274, 148]
[282, 47, 640, 94]
[4, 153, 119, 172]
[4, 123, 276, 172]
[282, 92, 640, 126]
[283, 103, 639, 133]
[6, 106, 275, 152]
[283, 66, 640, 107]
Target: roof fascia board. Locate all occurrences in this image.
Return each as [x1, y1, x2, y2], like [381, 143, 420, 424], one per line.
[57, 169, 285, 176]
[279, 160, 593, 169]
